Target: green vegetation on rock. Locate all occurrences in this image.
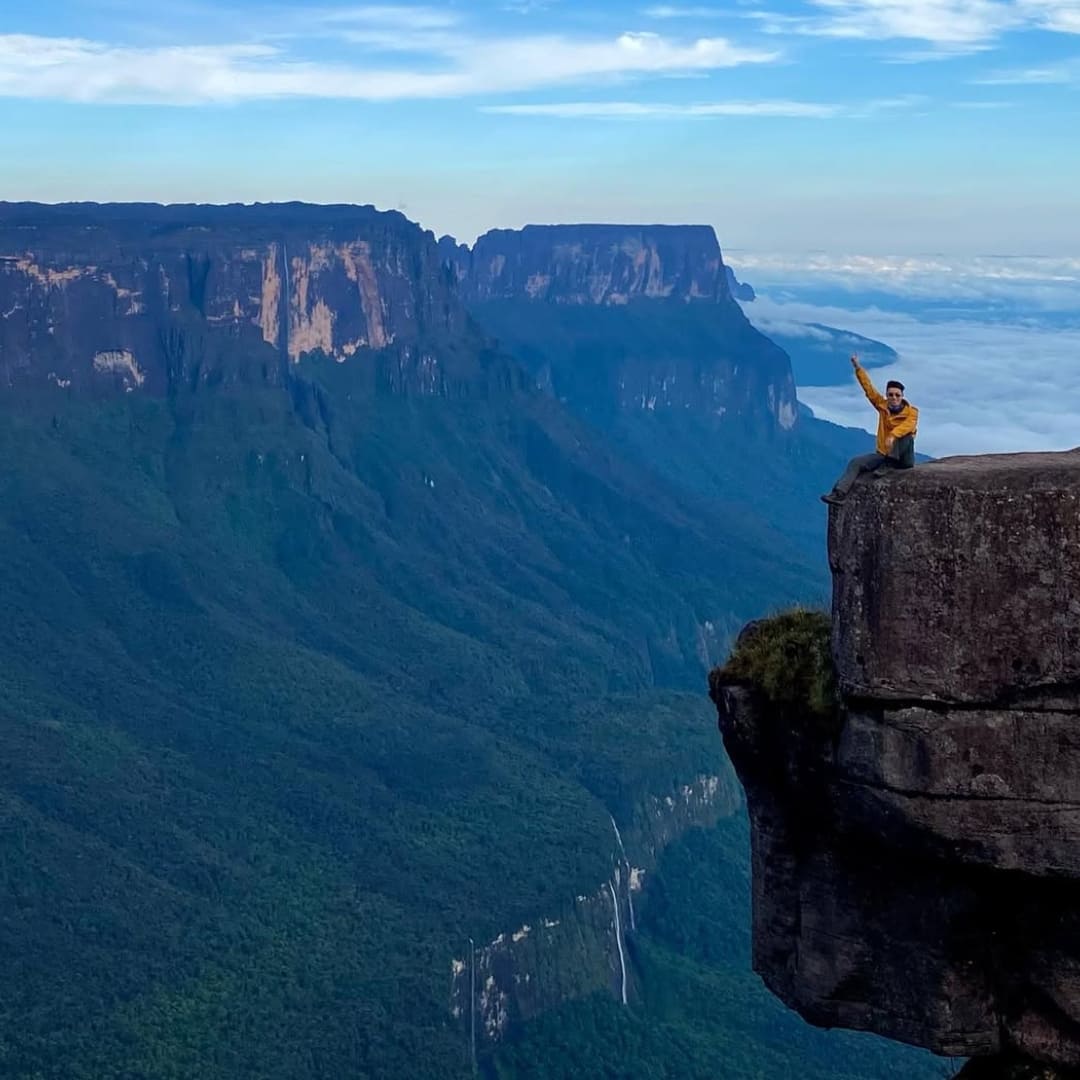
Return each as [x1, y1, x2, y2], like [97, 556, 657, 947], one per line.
[710, 609, 836, 723]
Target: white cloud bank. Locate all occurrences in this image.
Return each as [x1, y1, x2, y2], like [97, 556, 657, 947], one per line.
[749, 295, 1080, 457]
[731, 251, 1080, 311]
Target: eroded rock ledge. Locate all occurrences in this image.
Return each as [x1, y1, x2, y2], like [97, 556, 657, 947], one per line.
[710, 451, 1080, 1078]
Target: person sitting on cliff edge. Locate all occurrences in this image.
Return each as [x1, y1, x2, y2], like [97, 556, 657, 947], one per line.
[821, 355, 918, 505]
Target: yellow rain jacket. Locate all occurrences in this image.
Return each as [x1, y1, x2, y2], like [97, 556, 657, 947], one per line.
[856, 364, 918, 455]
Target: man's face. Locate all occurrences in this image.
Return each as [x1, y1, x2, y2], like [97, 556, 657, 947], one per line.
[886, 387, 904, 412]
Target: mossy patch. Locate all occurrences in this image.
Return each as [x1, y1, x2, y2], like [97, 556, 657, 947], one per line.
[710, 608, 836, 722]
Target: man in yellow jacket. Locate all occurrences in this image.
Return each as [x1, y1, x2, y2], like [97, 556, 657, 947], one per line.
[821, 354, 918, 504]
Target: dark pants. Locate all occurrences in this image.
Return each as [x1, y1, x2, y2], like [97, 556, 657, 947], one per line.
[830, 435, 915, 498]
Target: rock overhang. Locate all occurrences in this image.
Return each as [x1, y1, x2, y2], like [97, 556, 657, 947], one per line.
[712, 449, 1080, 1073]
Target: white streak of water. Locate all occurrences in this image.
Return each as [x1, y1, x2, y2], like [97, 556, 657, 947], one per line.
[608, 881, 628, 1006]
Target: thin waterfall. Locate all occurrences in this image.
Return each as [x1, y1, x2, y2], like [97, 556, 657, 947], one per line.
[610, 815, 636, 931]
[607, 881, 628, 1005]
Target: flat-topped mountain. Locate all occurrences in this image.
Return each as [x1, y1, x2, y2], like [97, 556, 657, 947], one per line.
[443, 223, 730, 306]
[0, 201, 477, 397]
[440, 223, 798, 432]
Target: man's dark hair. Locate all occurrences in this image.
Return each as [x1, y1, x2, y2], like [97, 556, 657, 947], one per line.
[886, 379, 905, 393]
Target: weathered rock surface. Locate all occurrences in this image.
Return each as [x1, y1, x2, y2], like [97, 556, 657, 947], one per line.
[0, 202, 481, 398]
[445, 223, 731, 306]
[712, 451, 1080, 1074]
[829, 450, 1080, 705]
[439, 223, 798, 431]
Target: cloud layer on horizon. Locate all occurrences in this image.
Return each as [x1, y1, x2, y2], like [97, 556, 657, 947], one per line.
[729, 252, 1080, 312]
[748, 295, 1080, 457]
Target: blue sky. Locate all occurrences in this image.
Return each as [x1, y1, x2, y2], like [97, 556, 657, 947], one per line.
[1, 0, 1078, 251]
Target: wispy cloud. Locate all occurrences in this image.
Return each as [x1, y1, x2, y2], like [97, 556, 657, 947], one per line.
[501, 0, 557, 12]
[481, 94, 924, 118]
[1017, 0, 1080, 32]
[886, 43, 997, 60]
[642, 5, 728, 16]
[482, 99, 838, 117]
[749, 0, 1020, 49]
[308, 4, 461, 48]
[974, 57, 1080, 82]
[308, 5, 459, 29]
[0, 27, 779, 104]
[747, 0, 1080, 54]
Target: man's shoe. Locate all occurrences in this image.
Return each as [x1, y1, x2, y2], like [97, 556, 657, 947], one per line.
[820, 493, 844, 505]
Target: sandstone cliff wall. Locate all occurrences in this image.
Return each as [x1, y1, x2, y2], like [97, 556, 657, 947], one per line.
[0, 203, 470, 397]
[447, 224, 730, 306]
[440, 223, 798, 432]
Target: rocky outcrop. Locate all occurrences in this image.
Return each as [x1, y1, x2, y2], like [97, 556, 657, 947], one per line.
[0, 202, 473, 397]
[725, 264, 756, 302]
[710, 451, 1080, 1075]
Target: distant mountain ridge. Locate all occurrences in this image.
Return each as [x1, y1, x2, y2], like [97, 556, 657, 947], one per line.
[441, 223, 799, 432]
[442, 224, 731, 306]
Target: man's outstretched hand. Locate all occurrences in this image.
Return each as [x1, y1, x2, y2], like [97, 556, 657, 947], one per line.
[850, 353, 860, 370]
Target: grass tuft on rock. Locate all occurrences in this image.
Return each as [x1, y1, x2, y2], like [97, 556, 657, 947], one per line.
[710, 608, 836, 722]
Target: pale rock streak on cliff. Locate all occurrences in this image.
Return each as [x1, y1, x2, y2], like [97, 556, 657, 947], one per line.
[448, 772, 734, 1046]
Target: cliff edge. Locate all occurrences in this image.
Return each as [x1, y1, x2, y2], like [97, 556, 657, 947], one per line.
[710, 451, 1080, 1077]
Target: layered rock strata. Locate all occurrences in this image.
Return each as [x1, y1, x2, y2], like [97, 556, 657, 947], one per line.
[711, 451, 1080, 1074]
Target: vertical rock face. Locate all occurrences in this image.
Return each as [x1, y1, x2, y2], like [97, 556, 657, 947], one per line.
[440, 223, 797, 432]
[724, 264, 756, 302]
[0, 202, 468, 396]
[829, 452, 1080, 707]
[711, 451, 1080, 1075]
[448, 224, 731, 306]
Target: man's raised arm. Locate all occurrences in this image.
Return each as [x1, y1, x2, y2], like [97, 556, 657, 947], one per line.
[851, 354, 886, 410]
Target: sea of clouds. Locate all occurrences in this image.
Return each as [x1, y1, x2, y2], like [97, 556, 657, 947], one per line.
[731, 253, 1080, 458]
